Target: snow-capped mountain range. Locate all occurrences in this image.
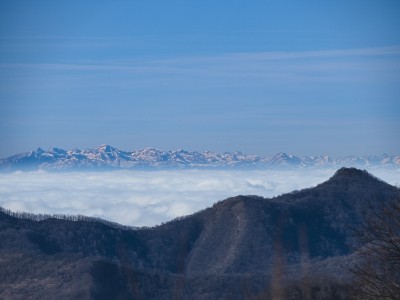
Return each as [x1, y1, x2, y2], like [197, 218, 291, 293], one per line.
[0, 144, 399, 171]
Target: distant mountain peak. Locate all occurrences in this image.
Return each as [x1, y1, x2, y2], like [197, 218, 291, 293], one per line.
[49, 146, 63, 152]
[96, 144, 114, 151]
[274, 152, 289, 157]
[34, 147, 45, 154]
[0, 146, 399, 171]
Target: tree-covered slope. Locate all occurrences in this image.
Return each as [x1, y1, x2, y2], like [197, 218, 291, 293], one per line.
[0, 168, 399, 299]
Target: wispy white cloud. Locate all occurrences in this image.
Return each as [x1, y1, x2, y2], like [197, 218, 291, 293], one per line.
[0, 169, 398, 227]
[2, 46, 399, 86]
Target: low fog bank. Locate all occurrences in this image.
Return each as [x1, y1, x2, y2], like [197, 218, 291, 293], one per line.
[0, 168, 398, 227]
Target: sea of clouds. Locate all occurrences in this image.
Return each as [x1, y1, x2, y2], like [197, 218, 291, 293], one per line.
[0, 168, 398, 227]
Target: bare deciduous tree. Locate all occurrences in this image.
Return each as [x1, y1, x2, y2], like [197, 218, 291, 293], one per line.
[351, 199, 400, 300]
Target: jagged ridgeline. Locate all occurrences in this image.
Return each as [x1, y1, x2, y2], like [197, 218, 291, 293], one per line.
[0, 145, 399, 170]
[0, 168, 399, 299]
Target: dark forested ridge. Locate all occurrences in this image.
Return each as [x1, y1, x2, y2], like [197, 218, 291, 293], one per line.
[1, 168, 399, 299]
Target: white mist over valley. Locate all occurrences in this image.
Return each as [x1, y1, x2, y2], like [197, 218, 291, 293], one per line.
[1, 168, 398, 227]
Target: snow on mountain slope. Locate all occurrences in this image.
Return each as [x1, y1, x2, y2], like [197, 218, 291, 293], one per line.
[0, 145, 399, 171]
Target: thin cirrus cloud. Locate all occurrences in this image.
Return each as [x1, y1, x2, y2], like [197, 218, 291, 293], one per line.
[2, 46, 399, 88]
[0, 168, 398, 227]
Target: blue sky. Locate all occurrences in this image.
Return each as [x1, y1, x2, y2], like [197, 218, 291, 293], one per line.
[1, 0, 399, 157]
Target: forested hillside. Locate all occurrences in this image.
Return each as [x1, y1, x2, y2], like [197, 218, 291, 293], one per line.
[1, 168, 399, 299]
